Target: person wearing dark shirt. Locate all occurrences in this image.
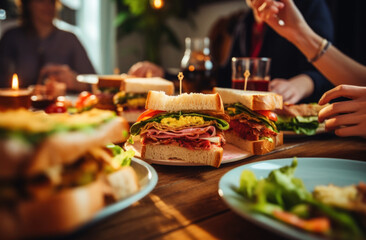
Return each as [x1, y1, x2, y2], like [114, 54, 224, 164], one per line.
[209, 0, 334, 104]
[0, 0, 95, 92]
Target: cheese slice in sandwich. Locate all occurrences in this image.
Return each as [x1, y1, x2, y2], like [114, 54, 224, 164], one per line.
[130, 91, 230, 167]
[114, 77, 174, 123]
[213, 87, 283, 155]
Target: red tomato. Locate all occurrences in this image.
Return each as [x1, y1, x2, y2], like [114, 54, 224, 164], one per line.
[45, 102, 67, 114]
[137, 109, 165, 122]
[75, 91, 97, 110]
[256, 110, 278, 122]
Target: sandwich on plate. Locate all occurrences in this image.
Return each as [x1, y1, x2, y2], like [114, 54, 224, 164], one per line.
[0, 109, 139, 239]
[92, 74, 128, 111]
[275, 103, 327, 135]
[114, 77, 174, 123]
[213, 87, 283, 155]
[129, 91, 230, 167]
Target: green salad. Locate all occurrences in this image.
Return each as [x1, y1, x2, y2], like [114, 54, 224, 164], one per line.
[236, 158, 365, 239]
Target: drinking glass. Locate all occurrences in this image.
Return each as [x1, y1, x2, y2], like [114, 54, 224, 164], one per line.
[181, 37, 214, 93]
[231, 57, 271, 91]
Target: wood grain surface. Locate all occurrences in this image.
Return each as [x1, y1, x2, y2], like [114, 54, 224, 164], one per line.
[73, 133, 366, 240]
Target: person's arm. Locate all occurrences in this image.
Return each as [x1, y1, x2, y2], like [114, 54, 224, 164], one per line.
[269, 0, 334, 103]
[252, 0, 366, 86]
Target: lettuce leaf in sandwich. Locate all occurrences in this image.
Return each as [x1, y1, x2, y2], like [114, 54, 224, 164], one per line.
[225, 103, 278, 132]
[276, 115, 319, 135]
[130, 112, 230, 136]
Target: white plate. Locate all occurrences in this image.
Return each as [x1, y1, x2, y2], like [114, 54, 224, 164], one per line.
[218, 157, 366, 240]
[76, 74, 99, 84]
[76, 157, 158, 232]
[124, 140, 252, 166]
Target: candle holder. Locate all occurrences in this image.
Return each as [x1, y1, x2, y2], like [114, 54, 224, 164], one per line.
[0, 88, 31, 111]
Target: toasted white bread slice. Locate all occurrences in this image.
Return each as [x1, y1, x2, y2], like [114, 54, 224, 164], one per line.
[146, 91, 224, 113]
[225, 130, 283, 155]
[0, 111, 130, 178]
[0, 177, 105, 239]
[275, 103, 328, 117]
[141, 144, 223, 168]
[97, 74, 130, 88]
[104, 166, 140, 201]
[121, 77, 174, 95]
[213, 87, 283, 110]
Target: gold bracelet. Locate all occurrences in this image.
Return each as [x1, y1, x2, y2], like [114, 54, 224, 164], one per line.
[309, 38, 330, 63]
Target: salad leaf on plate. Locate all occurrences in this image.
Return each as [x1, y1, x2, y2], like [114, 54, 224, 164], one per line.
[236, 158, 365, 238]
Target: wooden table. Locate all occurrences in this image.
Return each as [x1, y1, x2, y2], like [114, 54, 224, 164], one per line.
[74, 133, 366, 240]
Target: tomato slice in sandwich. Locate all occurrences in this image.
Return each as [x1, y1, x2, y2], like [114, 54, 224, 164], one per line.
[137, 109, 166, 122]
[256, 110, 278, 122]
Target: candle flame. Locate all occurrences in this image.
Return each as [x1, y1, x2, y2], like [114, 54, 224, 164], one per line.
[12, 74, 19, 90]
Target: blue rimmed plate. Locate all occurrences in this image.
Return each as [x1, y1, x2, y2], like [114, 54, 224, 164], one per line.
[218, 157, 366, 240]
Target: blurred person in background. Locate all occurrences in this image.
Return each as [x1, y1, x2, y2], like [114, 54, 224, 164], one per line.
[252, 0, 366, 138]
[0, 0, 95, 93]
[208, 0, 334, 104]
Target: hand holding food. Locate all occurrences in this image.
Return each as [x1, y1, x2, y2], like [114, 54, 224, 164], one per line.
[318, 85, 366, 138]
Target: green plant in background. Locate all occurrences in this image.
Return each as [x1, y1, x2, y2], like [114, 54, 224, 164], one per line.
[115, 0, 216, 64]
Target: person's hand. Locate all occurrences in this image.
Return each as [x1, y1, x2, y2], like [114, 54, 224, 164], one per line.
[44, 79, 66, 98]
[318, 85, 366, 138]
[269, 74, 313, 104]
[250, 0, 309, 43]
[128, 61, 164, 78]
[40, 64, 76, 87]
[40, 64, 88, 92]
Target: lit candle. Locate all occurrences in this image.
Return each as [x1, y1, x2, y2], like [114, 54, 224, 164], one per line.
[0, 74, 31, 111]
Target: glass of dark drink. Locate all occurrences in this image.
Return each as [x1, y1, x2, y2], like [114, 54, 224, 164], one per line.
[231, 57, 271, 91]
[181, 37, 215, 93]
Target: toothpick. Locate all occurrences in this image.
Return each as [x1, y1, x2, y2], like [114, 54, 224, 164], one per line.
[178, 72, 184, 95]
[244, 70, 250, 91]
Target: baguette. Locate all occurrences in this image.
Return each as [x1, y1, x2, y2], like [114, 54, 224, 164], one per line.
[145, 91, 224, 113]
[213, 87, 283, 110]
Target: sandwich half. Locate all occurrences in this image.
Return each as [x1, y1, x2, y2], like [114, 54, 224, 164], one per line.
[0, 109, 139, 239]
[92, 74, 128, 111]
[130, 91, 230, 167]
[214, 87, 283, 155]
[275, 103, 327, 135]
[114, 77, 174, 123]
